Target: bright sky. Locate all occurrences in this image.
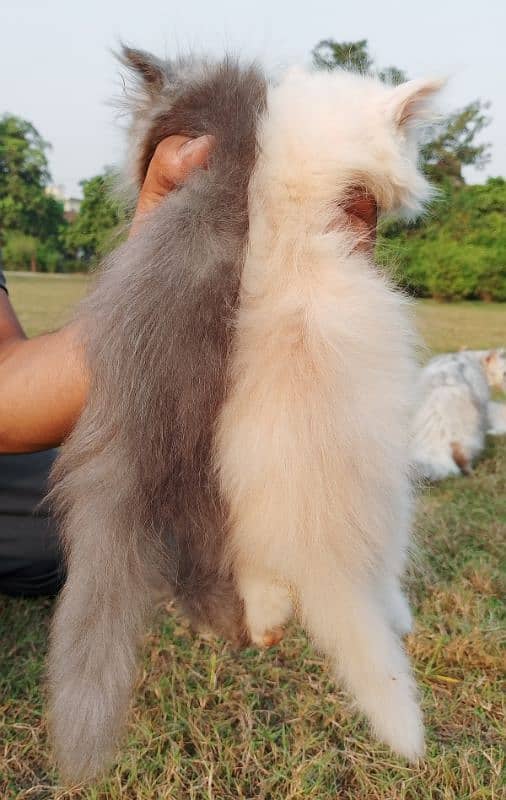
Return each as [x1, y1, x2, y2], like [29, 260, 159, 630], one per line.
[1, 0, 504, 196]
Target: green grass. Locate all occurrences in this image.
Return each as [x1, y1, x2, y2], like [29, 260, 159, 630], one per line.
[6, 272, 90, 337]
[416, 300, 506, 354]
[1, 274, 505, 799]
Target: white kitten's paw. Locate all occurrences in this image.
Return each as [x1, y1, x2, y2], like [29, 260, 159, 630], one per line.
[239, 572, 293, 648]
[250, 625, 285, 648]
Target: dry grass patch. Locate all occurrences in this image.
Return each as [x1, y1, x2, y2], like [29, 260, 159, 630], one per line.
[1, 440, 504, 798]
[0, 276, 504, 798]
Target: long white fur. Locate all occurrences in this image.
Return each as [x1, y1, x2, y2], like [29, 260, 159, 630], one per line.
[412, 349, 506, 480]
[216, 68, 443, 760]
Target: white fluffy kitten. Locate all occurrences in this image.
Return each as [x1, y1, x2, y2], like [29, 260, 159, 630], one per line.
[412, 349, 506, 480]
[217, 68, 443, 761]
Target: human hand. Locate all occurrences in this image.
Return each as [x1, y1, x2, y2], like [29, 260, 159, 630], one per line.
[130, 135, 214, 235]
[343, 191, 378, 254]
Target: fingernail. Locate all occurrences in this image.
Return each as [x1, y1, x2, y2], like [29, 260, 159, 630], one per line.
[178, 135, 211, 159]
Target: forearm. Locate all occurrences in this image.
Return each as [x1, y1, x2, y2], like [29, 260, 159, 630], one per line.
[0, 309, 88, 453]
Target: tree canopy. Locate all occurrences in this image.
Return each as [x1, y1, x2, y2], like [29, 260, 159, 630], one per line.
[0, 46, 501, 298]
[0, 116, 121, 272]
[379, 178, 506, 301]
[312, 39, 373, 73]
[0, 114, 65, 242]
[63, 173, 122, 266]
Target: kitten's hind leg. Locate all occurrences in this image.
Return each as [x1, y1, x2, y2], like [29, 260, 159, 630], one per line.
[296, 558, 424, 761]
[238, 565, 293, 647]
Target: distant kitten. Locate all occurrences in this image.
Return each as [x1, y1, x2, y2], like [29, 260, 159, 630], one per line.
[49, 49, 442, 779]
[412, 349, 506, 479]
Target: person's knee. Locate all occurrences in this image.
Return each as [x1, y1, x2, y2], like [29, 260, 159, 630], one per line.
[0, 450, 64, 597]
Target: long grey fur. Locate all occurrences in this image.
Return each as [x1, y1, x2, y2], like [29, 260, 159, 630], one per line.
[47, 50, 267, 781]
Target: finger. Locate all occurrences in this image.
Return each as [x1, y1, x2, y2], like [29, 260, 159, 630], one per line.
[148, 135, 214, 193]
[130, 135, 214, 237]
[175, 135, 214, 182]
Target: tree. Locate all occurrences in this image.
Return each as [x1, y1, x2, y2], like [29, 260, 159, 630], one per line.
[0, 114, 65, 242]
[311, 39, 491, 184]
[379, 178, 506, 301]
[312, 39, 372, 73]
[2, 231, 39, 272]
[421, 100, 491, 185]
[63, 173, 122, 267]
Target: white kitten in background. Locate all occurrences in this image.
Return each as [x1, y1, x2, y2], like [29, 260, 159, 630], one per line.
[412, 349, 506, 480]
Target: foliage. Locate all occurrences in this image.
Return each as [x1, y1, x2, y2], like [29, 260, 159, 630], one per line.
[312, 39, 373, 73]
[0, 115, 121, 273]
[2, 230, 68, 273]
[422, 100, 491, 185]
[36, 239, 67, 273]
[0, 49, 500, 291]
[2, 231, 39, 271]
[63, 173, 122, 267]
[311, 39, 491, 185]
[380, 178, 506, 301]
[0, 114, 66, 242]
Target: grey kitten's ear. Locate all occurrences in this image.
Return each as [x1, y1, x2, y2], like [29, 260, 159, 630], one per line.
[117, 45, 169, 93]
[387, 78, 445, 128]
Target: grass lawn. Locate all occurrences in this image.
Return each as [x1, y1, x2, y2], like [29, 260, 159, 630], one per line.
[1, 274, 505, 799]
[6, 272, 90, 337]
[416, 300, 506, 354]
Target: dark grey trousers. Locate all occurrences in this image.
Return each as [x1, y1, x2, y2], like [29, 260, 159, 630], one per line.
[0, 450, 64, 597]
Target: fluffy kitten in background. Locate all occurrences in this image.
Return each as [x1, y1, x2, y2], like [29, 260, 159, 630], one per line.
[412, 349, 506, 480]
[48, 48, 442, 780]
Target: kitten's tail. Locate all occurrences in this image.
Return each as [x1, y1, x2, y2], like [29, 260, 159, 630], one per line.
[47, 462, 160, 782]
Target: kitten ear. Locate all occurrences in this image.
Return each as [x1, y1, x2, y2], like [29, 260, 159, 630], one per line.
[117, 44, 169, 94]
[387, 78, 445, 127]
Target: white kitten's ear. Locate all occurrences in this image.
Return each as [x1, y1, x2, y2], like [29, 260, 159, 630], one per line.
[117, 45, 170, 94]
[387, 78, 445, 127]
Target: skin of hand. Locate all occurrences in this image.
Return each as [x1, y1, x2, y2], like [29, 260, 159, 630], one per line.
[0, 135, 377, 454]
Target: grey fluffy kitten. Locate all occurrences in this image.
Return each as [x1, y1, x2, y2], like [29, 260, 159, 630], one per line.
[48, 48, 266, 781]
